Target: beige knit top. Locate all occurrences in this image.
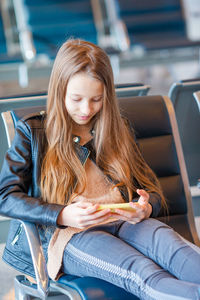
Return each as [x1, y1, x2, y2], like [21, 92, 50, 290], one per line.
[47, 157, 124, 280]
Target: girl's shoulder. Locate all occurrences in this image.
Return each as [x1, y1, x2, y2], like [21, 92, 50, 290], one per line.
[14, 110, 46, 143]
[14, 111, 47, 152]
[20, 110, 46, 130]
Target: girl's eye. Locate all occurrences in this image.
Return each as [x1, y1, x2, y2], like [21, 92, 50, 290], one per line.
[72, 98, 81, 102]
[93, 97, 102, 102]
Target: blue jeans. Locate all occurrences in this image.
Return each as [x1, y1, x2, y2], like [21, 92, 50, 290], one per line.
[62, 218, 200, 300]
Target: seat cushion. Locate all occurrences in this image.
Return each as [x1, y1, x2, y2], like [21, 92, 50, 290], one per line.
[58, 274, 138, 300]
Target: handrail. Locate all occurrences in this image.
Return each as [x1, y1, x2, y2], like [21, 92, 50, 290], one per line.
[91, 0, 130, 51]
[14, 221, 50, 299]
[12, 0, 36, 62]
[0, 0, 21, 55]
[104, 0, 130, 51]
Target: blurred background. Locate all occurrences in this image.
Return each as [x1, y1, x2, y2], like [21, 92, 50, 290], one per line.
[0, 0, 200, 97]
[0, 0, 200, 299]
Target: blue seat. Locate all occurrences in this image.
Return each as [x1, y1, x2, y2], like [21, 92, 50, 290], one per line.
[1, 95, 200, 299]
[20, 0, 98, 59]
[115, 0, 200, 51]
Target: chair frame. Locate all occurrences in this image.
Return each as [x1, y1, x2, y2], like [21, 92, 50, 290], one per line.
[163, 96, 199, 245]
[168, 80, 200, 105]
[115, 85, 150, 97]
[193, 90, 200, 112]
[14, 221, 82, 300]
[169, 80, 200, 195]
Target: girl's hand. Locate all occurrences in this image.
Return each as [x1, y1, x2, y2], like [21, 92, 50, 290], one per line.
[110, 189, 152, 224]
[57, 196, 111, 229]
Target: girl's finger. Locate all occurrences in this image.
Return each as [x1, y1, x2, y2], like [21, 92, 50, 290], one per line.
[76, 202, 97, 210]
[81, 212, 112, 226]
[137, 189, 149, 201]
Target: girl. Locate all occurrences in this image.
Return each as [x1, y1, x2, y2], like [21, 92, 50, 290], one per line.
[0, 39, 200, 300]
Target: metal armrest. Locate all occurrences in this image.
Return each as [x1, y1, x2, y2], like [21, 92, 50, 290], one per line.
[15, 221, 50, 300]
[193, 91, 200, 113]
[14, 221, 83, 300]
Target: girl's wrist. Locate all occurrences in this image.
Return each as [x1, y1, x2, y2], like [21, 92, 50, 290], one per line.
[147, 203, 152, 218]
[57, 208, 65, 226]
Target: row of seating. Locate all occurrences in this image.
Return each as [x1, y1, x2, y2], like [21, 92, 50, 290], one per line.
[22, 0, 97, 59]
[0, 0, 97, 65]
[1, 92, 200, 299]
[12, 0, 200, 57]
[0, 0, 200, 77]
[116, 0, 200, 51]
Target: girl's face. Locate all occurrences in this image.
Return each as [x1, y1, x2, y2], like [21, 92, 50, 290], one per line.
[65, 72, 103, 126]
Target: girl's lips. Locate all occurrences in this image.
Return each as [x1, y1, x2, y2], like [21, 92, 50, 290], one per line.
[79, 115, 90, 120]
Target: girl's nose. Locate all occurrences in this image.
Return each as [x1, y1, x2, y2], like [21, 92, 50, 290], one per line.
[81, 101, 91, 115]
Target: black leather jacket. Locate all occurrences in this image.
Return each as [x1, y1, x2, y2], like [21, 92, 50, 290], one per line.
[0, 112, 161, 277]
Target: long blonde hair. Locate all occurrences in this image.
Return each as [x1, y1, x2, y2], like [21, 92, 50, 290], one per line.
[41, 39, 166, 208]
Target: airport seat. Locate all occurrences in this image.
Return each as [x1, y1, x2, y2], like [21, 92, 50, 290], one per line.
[13, 0, 98, 61]
[92, 0, 200, 68]
[113, 0, 200, 51]
[1, 95, 199, 299]
[168, 79, 200, 189]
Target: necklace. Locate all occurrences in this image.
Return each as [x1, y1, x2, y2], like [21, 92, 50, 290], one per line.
[72, 129, 95, 144]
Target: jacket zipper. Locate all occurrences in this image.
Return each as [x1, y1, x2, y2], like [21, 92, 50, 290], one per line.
[11, 224, 23, 246]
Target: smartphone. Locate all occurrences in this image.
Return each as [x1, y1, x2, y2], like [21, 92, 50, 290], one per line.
[97, 203, 138, 212]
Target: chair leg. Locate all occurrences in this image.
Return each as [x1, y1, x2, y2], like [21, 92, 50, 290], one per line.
[14, 275, 47, 300]
[14, 276, 32, 300]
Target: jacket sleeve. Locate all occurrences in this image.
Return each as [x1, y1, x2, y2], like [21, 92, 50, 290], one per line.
[148, 192, 161, 217]
[132, 191, 161, 218]
[0, 119, 65, 227]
